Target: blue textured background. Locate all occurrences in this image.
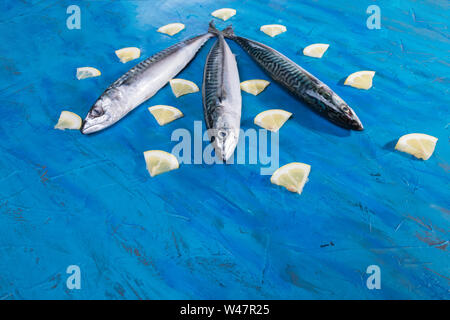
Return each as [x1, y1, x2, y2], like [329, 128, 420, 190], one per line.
[0, 0, 449, 299]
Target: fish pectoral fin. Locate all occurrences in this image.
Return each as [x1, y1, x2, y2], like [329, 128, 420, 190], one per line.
[216, 88, 227, 103]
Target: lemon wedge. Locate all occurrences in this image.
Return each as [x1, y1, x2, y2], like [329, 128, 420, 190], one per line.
[240, 79, 270, 95]
[260, 24, 287, 37]
[143, 150, 179, 177]
[395, 133, 438, 160]
[303, 43, 329, 58]
[54, 111, 82, 130]
[169, 78, 199, 98]
[254, 109, 292, 132]
[148, 105, 183, 126]
[115, 47, 141, 63]
[211, 8, 236, 21]
[344, 71, 375, 90]
[157, 23, 185, 36]
[271, 162, 311, 194]
[76, 67, 101, 80]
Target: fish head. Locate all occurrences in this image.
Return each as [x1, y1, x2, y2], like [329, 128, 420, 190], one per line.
[210, 113, 240, 161]
[81, 90, 120, 134]
[314, 87, 364, 131]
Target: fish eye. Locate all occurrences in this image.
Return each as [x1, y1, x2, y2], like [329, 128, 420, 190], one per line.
[341, 105, 350, 113]
[91, 106, 104, 117]
[218, 130, 228, 138]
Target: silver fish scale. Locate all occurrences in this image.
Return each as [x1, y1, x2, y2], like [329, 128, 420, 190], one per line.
[112, 34, 206, 88]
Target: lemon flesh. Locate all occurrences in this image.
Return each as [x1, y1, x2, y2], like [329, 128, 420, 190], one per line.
[143, 150, 179, 177]
[76, 67, 101, 80]
[395, 133, 438, 160]
[115, 47, 141, 63]
[344, 71, 375, 90]
[260, 24, 287, 37]
[148, 105, 183, 126]
[254, 109, 292, 132]
[169, 78, 199, 98]
[54, 111, 82, 130]
[303, 43, 330, 58]
[271, 162, 311, 194]
[211, 8, 236, 21]
[240, 80, 270, 95]
[157, 23, 185, 36]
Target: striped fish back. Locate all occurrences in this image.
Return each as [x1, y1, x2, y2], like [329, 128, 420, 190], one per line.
[235, 37, 318, 96]
[203, 38, 224, 126]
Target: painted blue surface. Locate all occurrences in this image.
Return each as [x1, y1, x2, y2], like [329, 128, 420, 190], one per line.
[0, 0, 449, 299]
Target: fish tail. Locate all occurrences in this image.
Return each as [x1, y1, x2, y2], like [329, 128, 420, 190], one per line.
[208, 20, 221, 36]
[222, 25, 236, 39]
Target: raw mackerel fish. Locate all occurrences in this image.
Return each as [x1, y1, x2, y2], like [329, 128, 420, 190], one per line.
[81, 28, 216, 134]
[223, 26, 363, 130]
[202, 24, 242, 161]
